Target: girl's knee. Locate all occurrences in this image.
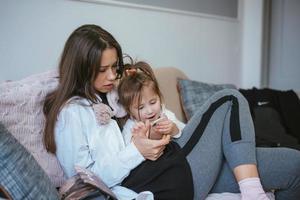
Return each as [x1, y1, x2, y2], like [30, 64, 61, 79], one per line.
[208, 89, 248, 108]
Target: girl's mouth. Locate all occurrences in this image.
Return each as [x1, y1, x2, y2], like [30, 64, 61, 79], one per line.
[147, 114, 159, 122]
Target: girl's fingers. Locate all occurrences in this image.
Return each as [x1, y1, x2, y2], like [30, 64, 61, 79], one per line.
[145, 120, 151, 138]
[155, 123, 173, 135]
[160, 134, 171, 145]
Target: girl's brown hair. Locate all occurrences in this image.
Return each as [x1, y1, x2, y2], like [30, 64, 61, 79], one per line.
[118, 61, 163, 118]
[43, 24, 124, 154]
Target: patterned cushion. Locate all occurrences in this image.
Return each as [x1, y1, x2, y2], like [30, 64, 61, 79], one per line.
[177, 79, 236, 120]
[0, 70, 65, 187]
[0, 123, 59, 199]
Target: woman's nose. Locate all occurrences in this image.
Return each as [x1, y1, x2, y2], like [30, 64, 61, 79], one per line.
[107, 67, 116, 80]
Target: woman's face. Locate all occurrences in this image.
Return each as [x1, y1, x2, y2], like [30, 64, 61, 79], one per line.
[94, 48, 118, 93]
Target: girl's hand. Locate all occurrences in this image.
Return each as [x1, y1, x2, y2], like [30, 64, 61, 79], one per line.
[152, 116, 178, 137]
[132, 121, 149, 138]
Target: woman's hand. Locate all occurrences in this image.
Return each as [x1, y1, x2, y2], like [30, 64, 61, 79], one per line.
[131, 121, 171, 161]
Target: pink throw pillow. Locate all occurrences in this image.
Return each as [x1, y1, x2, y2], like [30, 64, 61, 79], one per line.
[0, 70, 65, 187]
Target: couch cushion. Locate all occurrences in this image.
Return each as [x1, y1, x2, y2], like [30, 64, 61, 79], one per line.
[177, 79, 236, 120]
[0, 70, 65, 187]
[154, 67, 188, 122]
[0, 123, 60, 199]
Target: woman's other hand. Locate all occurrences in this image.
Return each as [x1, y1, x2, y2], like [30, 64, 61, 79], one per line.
[133, 134, 170, 161]
[132, 121, 171, 161]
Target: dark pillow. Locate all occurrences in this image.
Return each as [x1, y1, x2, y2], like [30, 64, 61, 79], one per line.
[177, 79, 236, 120]
[0, 123, 59, 200]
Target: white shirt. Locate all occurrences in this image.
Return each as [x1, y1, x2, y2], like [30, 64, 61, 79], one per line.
[55, 97, 152, 200]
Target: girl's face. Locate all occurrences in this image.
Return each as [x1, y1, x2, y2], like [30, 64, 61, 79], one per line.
[130, 85, 162, 122]
[94, 48, 118, 93]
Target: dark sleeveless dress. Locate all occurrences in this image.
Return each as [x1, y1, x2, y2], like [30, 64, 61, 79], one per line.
[122, 141, 194, 200]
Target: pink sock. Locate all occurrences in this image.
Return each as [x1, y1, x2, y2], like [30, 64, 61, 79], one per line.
[238, 177, 270, 200]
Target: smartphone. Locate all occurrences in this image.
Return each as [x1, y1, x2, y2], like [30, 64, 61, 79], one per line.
[151, 117, 164, 127]
[149, 116, 165, 139]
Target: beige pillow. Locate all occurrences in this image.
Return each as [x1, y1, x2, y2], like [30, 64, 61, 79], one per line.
[0, 70, 65, 187]
[154, 67, 188, 123]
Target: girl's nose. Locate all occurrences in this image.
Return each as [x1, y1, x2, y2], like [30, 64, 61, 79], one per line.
[146, 107, 153, 114]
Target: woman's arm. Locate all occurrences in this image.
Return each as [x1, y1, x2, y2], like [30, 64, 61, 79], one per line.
[55, 103, 169, 187]
[55, 104, 144, 187]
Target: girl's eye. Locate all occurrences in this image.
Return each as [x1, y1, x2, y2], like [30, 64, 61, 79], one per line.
[138, 106, 144, 110]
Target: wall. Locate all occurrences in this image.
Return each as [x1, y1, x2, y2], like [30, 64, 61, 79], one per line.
[268, 0, 300, 92]
[113, 0, 238, 18]
[0, 0, 242, 86]
[239, 0, 264, 88]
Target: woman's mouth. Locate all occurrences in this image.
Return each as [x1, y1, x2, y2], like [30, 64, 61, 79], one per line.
[104, 84, 114, 89]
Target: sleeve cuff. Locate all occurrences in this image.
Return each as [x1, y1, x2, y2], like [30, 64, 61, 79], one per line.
[172, 130, 182, 138]
[118, 142, 145, 169]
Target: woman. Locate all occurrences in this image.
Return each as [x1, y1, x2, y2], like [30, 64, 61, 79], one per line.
[43, 24, 300, 200]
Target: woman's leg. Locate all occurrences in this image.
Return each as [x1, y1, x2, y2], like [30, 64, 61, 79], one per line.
[176, 89, 258, 200]
[211, 147, 300, 200]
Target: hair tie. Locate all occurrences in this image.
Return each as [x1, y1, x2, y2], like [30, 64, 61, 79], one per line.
[125, 67, 137, 76]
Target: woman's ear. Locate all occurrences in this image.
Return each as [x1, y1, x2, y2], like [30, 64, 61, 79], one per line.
[127, 109, 135, 120]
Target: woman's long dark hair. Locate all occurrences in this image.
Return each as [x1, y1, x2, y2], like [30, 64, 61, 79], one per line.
[43, 24, 124, 154]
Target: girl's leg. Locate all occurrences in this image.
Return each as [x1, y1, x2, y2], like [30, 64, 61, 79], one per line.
[176, 89, 257, 200]
[211, 147, 300, 200]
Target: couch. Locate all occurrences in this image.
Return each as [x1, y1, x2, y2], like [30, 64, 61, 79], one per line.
[0, 67, 278, 199]
[155, 67, 300, 121]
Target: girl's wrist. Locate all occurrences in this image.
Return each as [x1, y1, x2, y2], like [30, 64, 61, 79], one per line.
[171, 124, 179, 136]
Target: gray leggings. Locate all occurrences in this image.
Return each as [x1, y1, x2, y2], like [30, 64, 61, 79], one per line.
[176, 89, 300, 200]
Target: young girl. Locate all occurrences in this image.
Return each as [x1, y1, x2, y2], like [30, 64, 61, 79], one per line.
[118, 61, 185, 144]
[118, 61, 194, 199]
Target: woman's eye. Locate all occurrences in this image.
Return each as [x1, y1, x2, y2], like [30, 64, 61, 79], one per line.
[98, 65, 117, 73]
[150, 100, 157, 104]
[112, 65, 118, 72]
[98, 67, 106, 72]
